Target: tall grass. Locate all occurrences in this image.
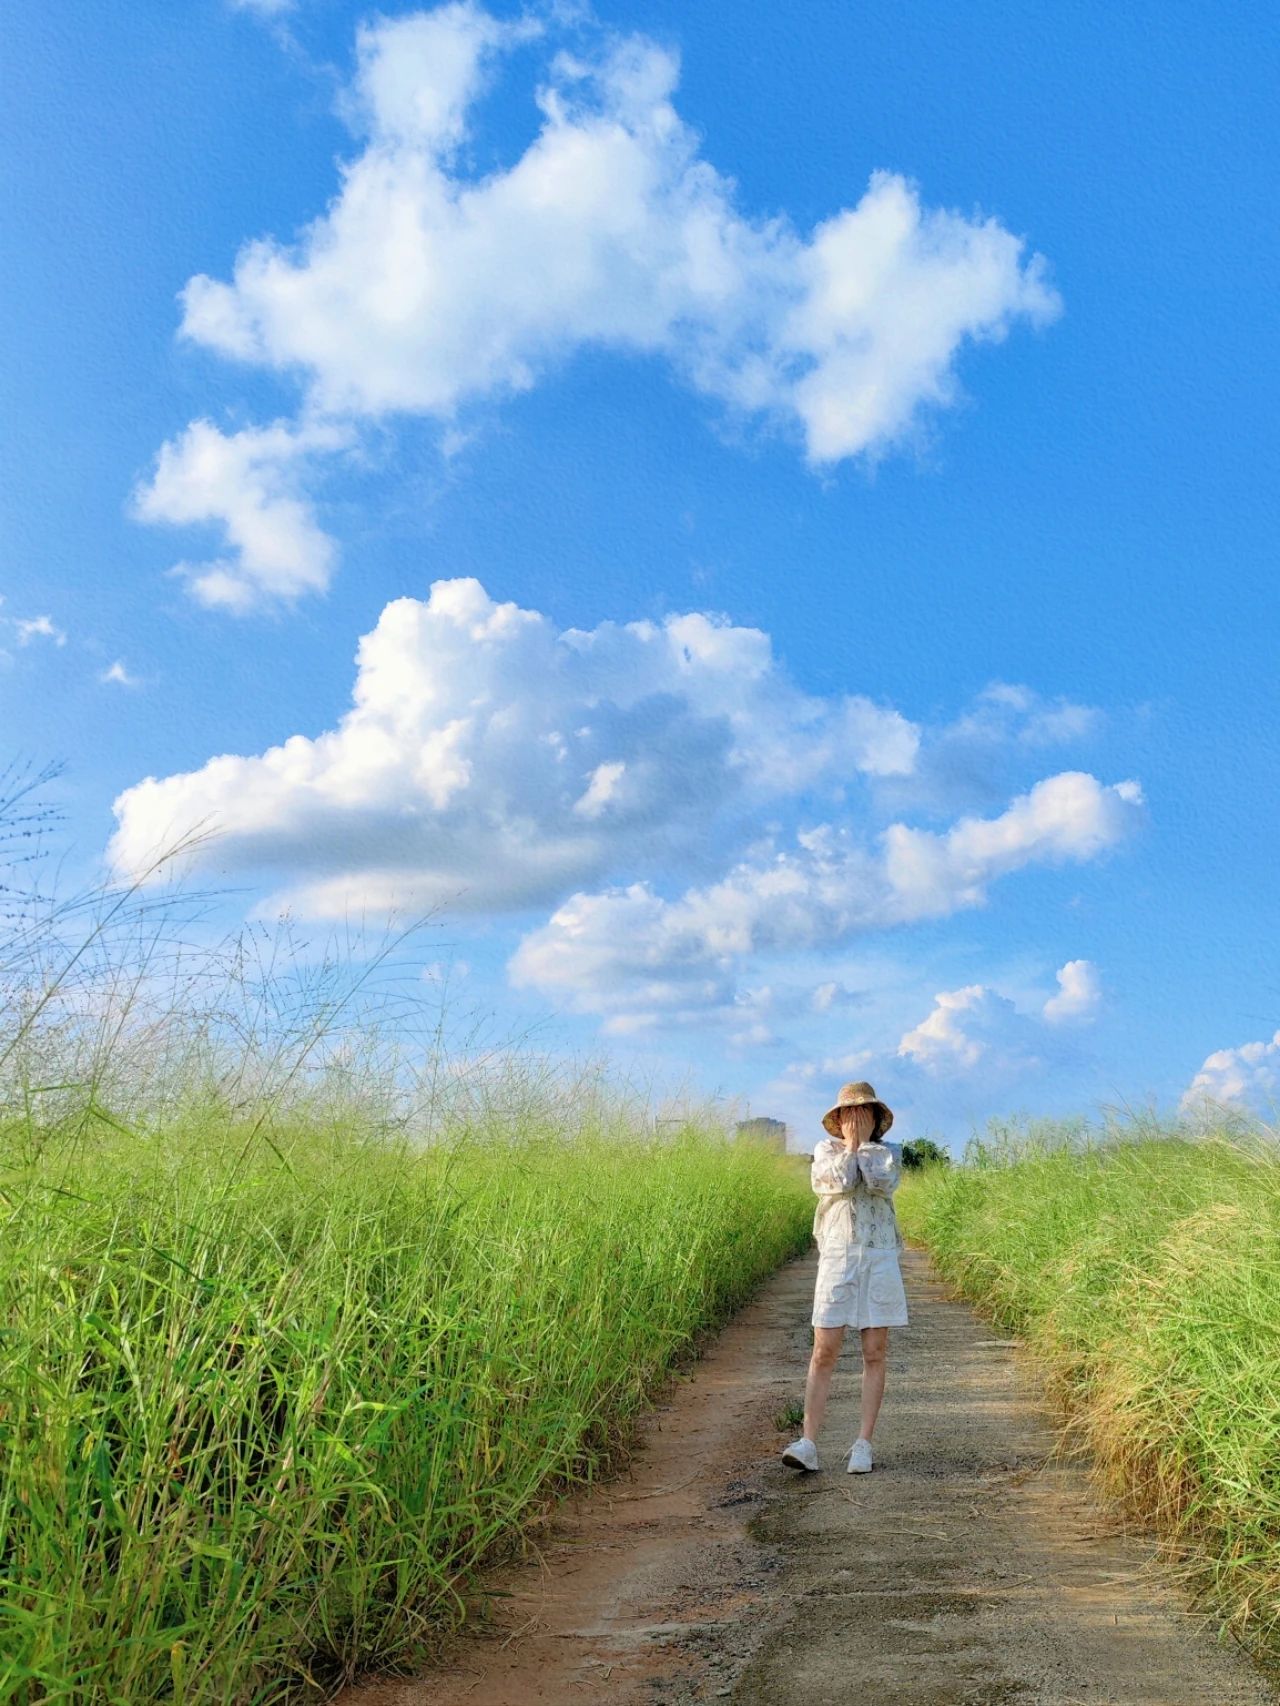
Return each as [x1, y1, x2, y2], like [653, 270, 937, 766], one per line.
[0, 769, 814, 1702]
[3, 1111, 811, 1703]
[897, 1116, 1280, 1676]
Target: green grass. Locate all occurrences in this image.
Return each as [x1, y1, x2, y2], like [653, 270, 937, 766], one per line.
[0, 1109, 812, 1702]
[0, 767, 817, 1700]
[897, 1122, 1280, 1676]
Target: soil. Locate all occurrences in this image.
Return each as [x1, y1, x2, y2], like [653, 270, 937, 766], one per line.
[335, 1244, 1279, 1706]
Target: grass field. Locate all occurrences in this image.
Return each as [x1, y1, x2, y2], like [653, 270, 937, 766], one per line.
[0, 774, 817, 1703]
[895, 1121, 1280, 1677]
[7, 778, 1276, 1696]
[1, 1109, 812, 1702]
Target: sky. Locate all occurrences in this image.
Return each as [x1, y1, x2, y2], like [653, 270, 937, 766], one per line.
[3, 0, 1279, 1153]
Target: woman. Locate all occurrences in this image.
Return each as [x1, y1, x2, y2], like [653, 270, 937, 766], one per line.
[781, 1080, 908, 1474]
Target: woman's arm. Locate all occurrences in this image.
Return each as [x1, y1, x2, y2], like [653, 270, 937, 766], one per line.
[856, 1140, 902, 1197]
[811, 1136, 860, 1194]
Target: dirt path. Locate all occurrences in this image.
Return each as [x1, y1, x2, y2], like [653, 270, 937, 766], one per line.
[337, 1244, 1278, 1706]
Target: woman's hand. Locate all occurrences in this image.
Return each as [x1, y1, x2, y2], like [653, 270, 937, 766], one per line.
[838, 1104, 877, 1149]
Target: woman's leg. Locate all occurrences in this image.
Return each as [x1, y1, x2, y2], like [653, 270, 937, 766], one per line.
[858, 1326, 889, 1440]
[802, 1325, 846, 1441]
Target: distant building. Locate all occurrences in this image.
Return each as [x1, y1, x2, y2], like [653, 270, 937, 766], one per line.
[735, 1116, 788, 1152]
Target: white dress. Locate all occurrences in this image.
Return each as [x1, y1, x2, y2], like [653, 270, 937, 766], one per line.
[809, 1137, 910, 1329]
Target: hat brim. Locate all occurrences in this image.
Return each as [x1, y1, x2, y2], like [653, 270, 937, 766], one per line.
[822, 1101, 893, 1139]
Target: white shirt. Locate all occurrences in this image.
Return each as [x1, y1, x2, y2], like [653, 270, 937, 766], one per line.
[810, 1136, 905, 1252]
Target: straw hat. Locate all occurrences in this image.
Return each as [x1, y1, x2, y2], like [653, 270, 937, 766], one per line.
[821, 1080, 894, 1141]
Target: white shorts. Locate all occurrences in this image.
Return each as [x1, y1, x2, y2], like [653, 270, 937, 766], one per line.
[812, 1242, 909, 1329]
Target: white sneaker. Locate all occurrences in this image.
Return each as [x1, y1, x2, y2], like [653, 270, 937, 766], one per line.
[781, 1436, 819, 1472]
[846, 1437, 874, 1474]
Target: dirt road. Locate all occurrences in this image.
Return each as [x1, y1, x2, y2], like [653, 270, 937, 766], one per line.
[337, 1244, 1278, 1705]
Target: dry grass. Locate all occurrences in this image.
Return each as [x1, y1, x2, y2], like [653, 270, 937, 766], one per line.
[897, 1118, 1280, 1676]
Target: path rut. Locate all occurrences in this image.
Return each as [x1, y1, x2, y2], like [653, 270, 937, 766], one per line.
[337, 1243, 1278, 1705]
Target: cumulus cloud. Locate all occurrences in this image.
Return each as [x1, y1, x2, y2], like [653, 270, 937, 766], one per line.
[880, 772, 1142, 914]
[107, 568, 1140, 1047]
[868, 681, 1107, 819]
[333, 4, 541, 151]
[767, 948, 1103, 1140]
[1179, 1030, 1280, 1121]
[894, 957, 1102, 1080]
[108, 575, 920, 910]
[1042, 957, 1100, 1023]
[182, 6, 1057, 451]
[128, 417, 353, 612]
[508, 772, 1143, 1026]
[144, 5, 1060, 609]
[896, 983, 1047, 1076]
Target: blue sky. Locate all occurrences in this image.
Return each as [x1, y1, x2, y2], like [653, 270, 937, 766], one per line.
[4, 0, 1279, 1151]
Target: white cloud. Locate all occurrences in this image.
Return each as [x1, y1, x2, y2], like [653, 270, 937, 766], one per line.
[508, 772, 1143, 1024]
[100, 660, 140, 687]
[897, 957, 1103, 1078]
[180, 11, 1058, 449]
[334, 5, 541, 152]
[146, 5, 1060, 607]
[867, 681, 1108, 819]
[229, 0, 295, 14]
[1042, 957, 1100, 1023]
[572, 759, 628, 819]
[599, 977, 802, 1052]
[423, 957, 470, 982]
[15, 615, 67, 646]
[881, 773, 1142, 916]
[895, 983, 1046, 1075]
[764, 949, 1101, 1142]
[107, 575, 920, 909]
[897, 983, 989, 1070]
[128, 417, 353, 612]
[820, 1047, 876, 1075]
[959, 682, 1103, 748]
[723, 983, 777, 1051]
[1179, 1030, 1280, 1121]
